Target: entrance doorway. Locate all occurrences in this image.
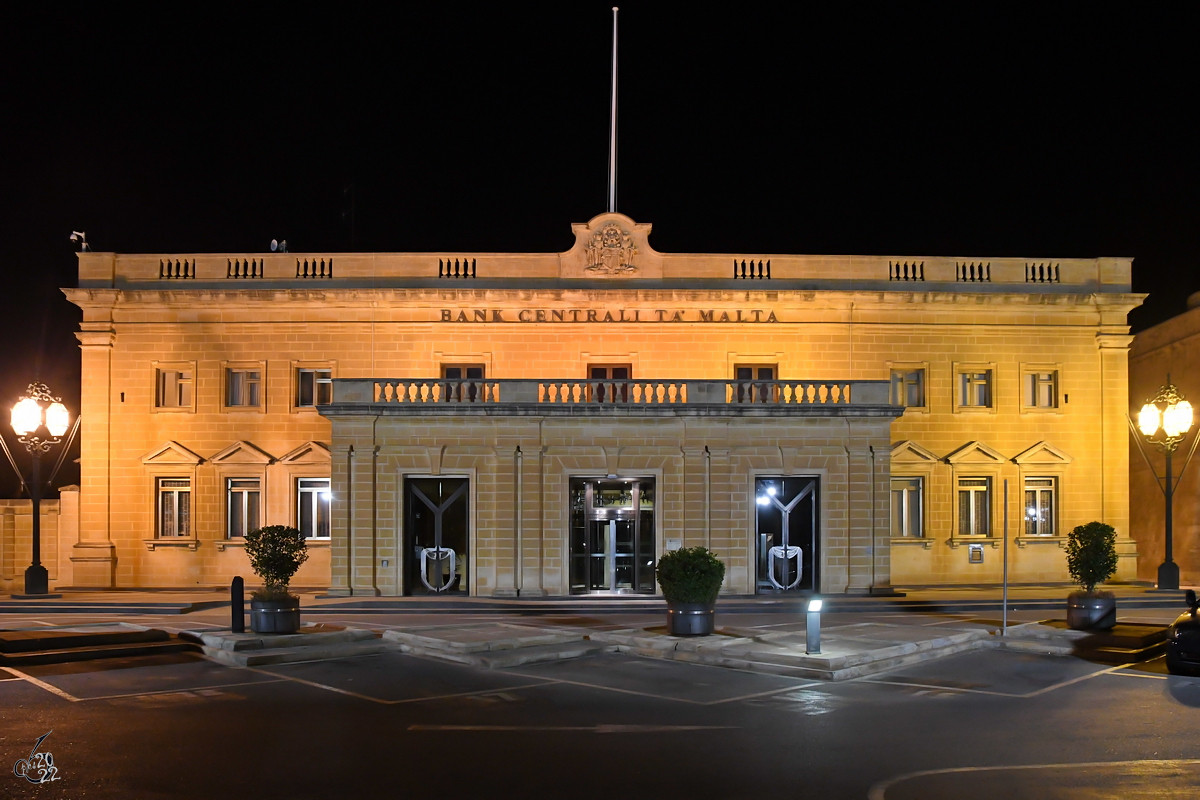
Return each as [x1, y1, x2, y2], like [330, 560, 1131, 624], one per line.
[404, 477, 469, 595]
[569, 477, 656, 594]
[755, 477, 818, 593]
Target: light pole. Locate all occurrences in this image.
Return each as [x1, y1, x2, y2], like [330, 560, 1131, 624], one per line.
[1133, 379, 1197, 590]
[9, 382, 71, 596]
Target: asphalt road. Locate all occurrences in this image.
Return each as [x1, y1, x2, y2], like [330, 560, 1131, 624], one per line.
[3, 609, 1200, 800]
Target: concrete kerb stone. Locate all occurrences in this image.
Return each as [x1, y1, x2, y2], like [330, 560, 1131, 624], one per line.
[183, 625, 393, 667]
[382, 622, 586, 654]
[589, 625, 996, 681]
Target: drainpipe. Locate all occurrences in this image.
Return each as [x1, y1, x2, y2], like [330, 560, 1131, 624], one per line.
[704, 446, 712, 550]
[515, 446, 523, 596]
[869, 444, 877, 593]
[347, 444, 355, 596]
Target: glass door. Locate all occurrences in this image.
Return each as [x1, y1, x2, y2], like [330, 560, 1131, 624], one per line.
[404, 477, 469, 595]
[755, 477, 818, 593]
[569, 478, 655, 594]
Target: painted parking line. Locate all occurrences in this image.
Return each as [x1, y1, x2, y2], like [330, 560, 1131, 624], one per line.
[865, 662, 1133, 699]
[78, 678, 289, 702]
[239, 662, 557, 706]
[868, 758, 1200, 800]
[0, 666, 81, 702]
[409, 724, 737, 733]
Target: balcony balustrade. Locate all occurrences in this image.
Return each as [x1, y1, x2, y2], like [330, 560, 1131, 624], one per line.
[327, 378, 895, 417]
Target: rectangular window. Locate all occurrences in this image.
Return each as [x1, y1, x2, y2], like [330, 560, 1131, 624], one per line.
[588, 364, 631, 403]
[227, 478, 261, 539]
[298, 478, 331, 539]
[157, 478, 191, 538]
[890, 369, 925, 407]
[440, 364, 485, 402]
[226, 368, 262, 407]
[156, 369, 192, 408]
[958, 371, 992, 408]
[890, 477, 923, 537]
[735, 364, 777, 403]
[1024, 477, 1056, 536]
[957, 477, 991, 536]
[1024, 371, 1058, 409]
[296, 368, 332, 407]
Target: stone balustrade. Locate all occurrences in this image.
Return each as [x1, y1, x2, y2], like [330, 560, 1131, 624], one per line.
[329, 378, 892, 410]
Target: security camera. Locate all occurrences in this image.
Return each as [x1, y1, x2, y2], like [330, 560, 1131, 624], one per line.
[69, 231, 90, 251]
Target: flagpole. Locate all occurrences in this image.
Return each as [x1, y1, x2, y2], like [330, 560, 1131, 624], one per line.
[608, 7, 619, 213]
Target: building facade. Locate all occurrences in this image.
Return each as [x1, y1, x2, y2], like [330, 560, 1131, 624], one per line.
[1129, 292, 1200, 586]
[58, 213, 1143, 595]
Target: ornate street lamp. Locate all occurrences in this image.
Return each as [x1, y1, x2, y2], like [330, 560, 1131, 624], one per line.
[9, 382, 72, 595]
[1132, 379, 1198, 590]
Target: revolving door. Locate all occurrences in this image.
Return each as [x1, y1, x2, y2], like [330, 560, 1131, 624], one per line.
[569, 478, 656, 595]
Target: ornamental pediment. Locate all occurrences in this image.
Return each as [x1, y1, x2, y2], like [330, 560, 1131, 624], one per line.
[210, 440, 274, 465]
[278, 441, 331, 464]
[141, 441, 204, 465]
[1012, 441, 1073, 465]
[891, 440, 941, 463]
[561, 213, 662, 279]
[945, 441, 1006, 464]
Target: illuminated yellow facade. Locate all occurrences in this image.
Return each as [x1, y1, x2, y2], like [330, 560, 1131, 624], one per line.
[52, 213, 1142, 596]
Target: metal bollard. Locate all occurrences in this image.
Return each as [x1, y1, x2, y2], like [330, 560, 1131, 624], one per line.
[231, 576, 245, 633]
[806, 597, 822, 655]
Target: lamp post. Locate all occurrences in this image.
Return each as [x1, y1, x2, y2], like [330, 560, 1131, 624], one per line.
[10, 382, 71, 596]
[1135, 380, 1196, 591]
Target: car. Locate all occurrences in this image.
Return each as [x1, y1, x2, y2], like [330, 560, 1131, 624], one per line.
[1166, 589, 1200, 676]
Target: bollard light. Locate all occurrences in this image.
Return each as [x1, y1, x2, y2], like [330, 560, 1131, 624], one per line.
[806, 596, 823, 654]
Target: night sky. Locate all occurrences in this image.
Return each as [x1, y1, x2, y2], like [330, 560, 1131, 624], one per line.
[1, 6, 1196, 497]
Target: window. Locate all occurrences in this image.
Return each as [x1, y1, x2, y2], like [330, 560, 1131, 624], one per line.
[156, 368, 192, 409]
[588, 364, 631, 403]
[957, 477, 991, 536]
[958, 370, 992, 408]
[157, 478, 191, 538]
[296, 368, 332, 407]
[298, 478, 331, 539]
[227, 478, 261, 538]
[226, 368, 262, 407]
[735, 365, 775, 380]
[890, 477, 923, 537]
[1024, 477, 1056, 536]
[734, 364, 777, 403]
[441, 364, 485, 402]
[890, 369, 925, 408]
[1024, 371, 1058, 409]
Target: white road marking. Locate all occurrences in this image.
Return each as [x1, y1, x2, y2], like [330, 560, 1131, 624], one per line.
[1022, 662, 1133, 697]
[868, 758, 1200, 800]
[702, 681, 826, 705]
[1109, 670, 1169, 680]
[863, 678, 1013, 697]
[866, 661, 1133, 699]
[80, 678, 288, 701]
[408, 724, 736, 733]
[242, 662, 555, 706]
[0, 666, 80, 702]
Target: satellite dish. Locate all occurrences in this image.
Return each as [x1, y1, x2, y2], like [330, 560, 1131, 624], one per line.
[270, 239, 278, 252]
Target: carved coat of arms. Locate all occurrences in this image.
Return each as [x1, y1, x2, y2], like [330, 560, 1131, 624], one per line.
[585, 223, 637, 274]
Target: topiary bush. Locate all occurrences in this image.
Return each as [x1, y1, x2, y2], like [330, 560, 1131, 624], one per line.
[244, 525, 310, 601]
[656, 546, 726, 605]
[1065, 521, 1118, 595]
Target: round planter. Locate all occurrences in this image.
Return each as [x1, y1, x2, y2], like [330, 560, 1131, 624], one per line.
[666, 602, 716, 636]
[250, 595, 301, 634]
[1066, 594, 1116, 631]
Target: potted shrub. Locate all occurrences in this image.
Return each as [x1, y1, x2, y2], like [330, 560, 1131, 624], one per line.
[656, 546, 726, 636]
[244, 525, 310, 634]
[1065, 521, 1119, 630]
